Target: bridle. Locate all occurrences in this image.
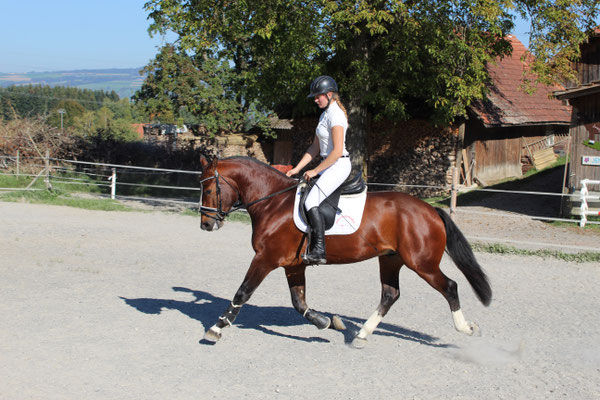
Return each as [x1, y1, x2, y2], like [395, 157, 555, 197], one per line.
[199, 168, 300, 222]
[198, 170, 239, 222]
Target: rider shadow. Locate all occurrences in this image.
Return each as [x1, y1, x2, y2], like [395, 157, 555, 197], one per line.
[120, 287, 452, 348]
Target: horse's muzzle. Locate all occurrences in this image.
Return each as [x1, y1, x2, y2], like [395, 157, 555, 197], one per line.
[201, 219, 224, 231]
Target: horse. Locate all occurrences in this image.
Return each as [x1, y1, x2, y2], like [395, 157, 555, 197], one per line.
[198, 155, 491, 347]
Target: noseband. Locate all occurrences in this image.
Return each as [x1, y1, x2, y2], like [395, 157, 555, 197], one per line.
[199, 168, 300, 222]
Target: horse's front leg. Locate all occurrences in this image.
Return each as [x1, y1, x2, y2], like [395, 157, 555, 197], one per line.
[204, 256, 275, 343]
[285, 266, 346, 331]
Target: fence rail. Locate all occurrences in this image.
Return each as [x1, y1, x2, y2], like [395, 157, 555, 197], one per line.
[1, 153, 599, 228]
[579, 179, 600, 227]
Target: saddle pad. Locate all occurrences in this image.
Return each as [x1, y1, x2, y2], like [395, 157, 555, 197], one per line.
[293, 186, 368, 235]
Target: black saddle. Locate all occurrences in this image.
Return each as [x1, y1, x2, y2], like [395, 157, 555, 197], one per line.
[299, 171, 366, 230]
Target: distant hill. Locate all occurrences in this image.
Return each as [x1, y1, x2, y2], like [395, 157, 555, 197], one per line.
[0, 68, 145, 99]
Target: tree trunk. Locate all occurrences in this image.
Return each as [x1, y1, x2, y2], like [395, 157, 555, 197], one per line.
[346, 31, 370, 178]
[347, 99, 369, 178]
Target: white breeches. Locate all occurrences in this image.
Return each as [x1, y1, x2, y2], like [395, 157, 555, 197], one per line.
[305, 157, 352, 210]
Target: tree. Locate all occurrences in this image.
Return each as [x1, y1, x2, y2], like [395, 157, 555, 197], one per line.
[133, 44, 268, 135]
[48, 100, 85, 129]
[144, 0, 600, 172]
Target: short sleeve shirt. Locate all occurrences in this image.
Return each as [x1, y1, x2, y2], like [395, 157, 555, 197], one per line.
[315, 101, 349, 157]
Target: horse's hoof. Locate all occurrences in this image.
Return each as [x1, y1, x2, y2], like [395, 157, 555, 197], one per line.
[204, 326, 222, 342]
[350, 337, 367, 349]
[330, 315, 346, 331]
[469, 322, 482, 337]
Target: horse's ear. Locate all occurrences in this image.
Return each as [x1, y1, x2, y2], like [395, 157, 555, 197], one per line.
[200, 154, 210, 173]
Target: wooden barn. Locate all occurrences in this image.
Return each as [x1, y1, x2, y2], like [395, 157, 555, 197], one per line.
[554, 29, 600, 215]
[465, 35, 571, 185]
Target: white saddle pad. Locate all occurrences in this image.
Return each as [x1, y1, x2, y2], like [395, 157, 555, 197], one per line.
[293, 185, 368, 235]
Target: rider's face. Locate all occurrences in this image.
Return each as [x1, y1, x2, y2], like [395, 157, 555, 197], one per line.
[314, 92, 331, 108]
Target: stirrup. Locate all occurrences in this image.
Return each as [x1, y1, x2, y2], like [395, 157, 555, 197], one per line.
[303, 251, 326, 265]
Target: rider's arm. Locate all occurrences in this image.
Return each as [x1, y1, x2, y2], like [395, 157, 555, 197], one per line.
[287, 136, 320, 176]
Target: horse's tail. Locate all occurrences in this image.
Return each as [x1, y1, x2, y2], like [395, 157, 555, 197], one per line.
[435, 208, 492, 306]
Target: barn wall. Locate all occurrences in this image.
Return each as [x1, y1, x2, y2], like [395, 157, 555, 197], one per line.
[568, 93, 600, 189]
[568, 36, 600, 88]
[465, 118, 567, 184]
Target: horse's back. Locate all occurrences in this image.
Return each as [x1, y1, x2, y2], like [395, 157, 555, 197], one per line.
[363, 191, 446, 254]
[365, 190, 442, 221]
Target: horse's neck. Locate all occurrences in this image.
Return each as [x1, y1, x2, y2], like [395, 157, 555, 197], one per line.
[223, 161, 292, 199]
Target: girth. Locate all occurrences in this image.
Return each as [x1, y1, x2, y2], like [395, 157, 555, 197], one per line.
[299, 171, 366, 230]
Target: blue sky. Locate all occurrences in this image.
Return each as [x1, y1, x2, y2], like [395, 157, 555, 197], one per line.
[0, 1, 174, 73]
[0, 1, 531, 74]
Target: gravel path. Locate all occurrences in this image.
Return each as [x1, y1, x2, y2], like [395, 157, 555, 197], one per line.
[1, 202, 599, 399]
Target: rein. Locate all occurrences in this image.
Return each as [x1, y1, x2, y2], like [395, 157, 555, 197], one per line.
[199, 169, 300, 221]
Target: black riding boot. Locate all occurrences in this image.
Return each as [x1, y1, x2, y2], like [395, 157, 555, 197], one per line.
[303, 207, 327, 265]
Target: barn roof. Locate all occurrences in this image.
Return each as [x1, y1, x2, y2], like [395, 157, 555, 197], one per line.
[470, 35, 571, 128]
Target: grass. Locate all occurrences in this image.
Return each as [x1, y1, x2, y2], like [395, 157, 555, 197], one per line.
[1, 189, 131, 211]
[423, 195, 450, 208]
[226, 211, 252, 224]
[582, 140, 600, 151]
[471, 242, 600, 263]
[545, 217, 600, 231]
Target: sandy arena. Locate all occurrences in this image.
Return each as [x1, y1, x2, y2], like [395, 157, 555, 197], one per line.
[1, 202, 599, 399]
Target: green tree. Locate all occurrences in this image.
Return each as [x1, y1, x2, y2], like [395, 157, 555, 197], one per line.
[48, 100, 85, 129]
[133, 44, 262, 135]
[71, 105, 139, 142]
[145, 0, 599, 171]
[0, 85, 121, 120]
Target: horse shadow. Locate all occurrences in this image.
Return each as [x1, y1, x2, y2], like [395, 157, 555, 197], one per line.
[120, 287, 454, 348]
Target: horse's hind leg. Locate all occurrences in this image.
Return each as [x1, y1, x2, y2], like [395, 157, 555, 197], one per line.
[411, 260, 480, 336]
[285, 266, 346, 331]
[351, 255, 402, 348]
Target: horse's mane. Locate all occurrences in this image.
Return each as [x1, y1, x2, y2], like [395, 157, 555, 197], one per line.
[221, 156, 293, 181]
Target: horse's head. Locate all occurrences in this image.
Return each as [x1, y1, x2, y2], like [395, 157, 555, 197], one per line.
[198, 156, 241, 231]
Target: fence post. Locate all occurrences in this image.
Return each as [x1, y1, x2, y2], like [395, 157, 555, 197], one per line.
[44, 149, 52, 191]
[110, 168, 117, 199]
[450, 166, 458, 220]
[16, 150, 20, 178]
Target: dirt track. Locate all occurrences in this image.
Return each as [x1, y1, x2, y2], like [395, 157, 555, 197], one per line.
[1, 202, 599, 399]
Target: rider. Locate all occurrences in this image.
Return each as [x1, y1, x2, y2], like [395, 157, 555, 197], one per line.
[286, 75, 351, 264]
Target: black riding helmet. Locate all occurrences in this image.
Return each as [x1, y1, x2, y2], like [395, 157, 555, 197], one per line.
[307, 75, 338, 98]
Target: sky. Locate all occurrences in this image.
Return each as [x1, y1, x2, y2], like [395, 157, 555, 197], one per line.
[0, 0, 532, 74]
[0, 0, 175, 73]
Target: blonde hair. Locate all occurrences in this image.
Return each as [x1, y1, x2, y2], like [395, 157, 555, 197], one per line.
[331, 93, 348, 120]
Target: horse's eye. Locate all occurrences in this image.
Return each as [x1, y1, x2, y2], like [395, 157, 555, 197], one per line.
[205, 190, 212, 195]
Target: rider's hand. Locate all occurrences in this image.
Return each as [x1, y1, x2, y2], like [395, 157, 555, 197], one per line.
[286, 167, 299, 177]
[303, 169, 318, 181]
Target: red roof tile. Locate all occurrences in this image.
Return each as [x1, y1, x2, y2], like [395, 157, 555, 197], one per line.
[470, 35, 571, 127]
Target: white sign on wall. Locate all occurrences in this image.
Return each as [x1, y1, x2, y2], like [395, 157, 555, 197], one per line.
[582, 155, 600, 166]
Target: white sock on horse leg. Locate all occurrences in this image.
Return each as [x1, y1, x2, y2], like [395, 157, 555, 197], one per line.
[357, 310, 384, 339]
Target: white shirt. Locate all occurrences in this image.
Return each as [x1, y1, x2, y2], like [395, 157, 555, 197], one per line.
[315, 101, 349, 157]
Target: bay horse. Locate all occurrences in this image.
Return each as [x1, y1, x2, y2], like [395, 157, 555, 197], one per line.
[198, 156, 491, 347]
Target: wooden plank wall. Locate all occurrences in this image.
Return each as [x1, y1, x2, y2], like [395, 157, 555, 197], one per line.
[569, 93, 600, 189]
[471, 133, 522, 183]
[564, 36, 600, 88]
[465, 121, 557, 184]
[577, 38, 600, 85]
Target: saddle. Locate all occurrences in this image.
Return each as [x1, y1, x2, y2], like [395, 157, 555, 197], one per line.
[299, 171, 366, 230]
